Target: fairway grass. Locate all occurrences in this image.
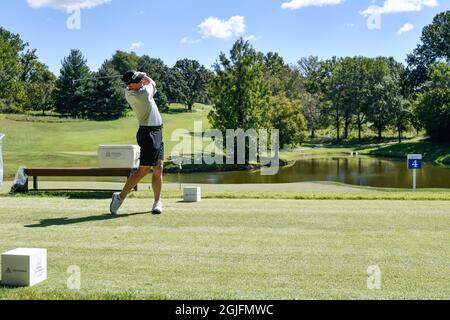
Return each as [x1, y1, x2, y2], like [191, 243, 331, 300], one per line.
[0, 196, 449, 300]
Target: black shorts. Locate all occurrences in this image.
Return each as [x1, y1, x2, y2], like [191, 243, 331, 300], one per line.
[136, 126, 164, 167]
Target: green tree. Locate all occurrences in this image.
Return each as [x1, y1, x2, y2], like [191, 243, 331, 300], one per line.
[165, 68, 186, 103]
[0, 27, 27, 112]
[301, 92, 322, 138]
[391, 99, 412, 143]
[330, 57, 373, 141]
[384, 58, 410, 143]
[208, 38, 271, 163]
[298, 56, 329, 138]
[108, 51, 140, 75]
[366, 58, 404, 141]
[173, 59, 210, 111]
[348, 58, 372, 144]
[406, 11, 449, 91]
[90, 62, 129, 120]
[270, 93, 307, 147]
[320, 57, 344, 141]
[265, 52, 305, 101]
[264, 52, 287, 96]
[54, 49, 92, 118]
[298, 56, 322, 94]
[23, 62, 56, 115]
[333, 57, 359, 140]
[415, 63, 450, 142]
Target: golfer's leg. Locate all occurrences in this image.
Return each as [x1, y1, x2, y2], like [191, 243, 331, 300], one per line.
[120, 166, 151, 200]
[152, 160, 164, 202]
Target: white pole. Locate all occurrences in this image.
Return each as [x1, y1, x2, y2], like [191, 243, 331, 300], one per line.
[178, 164, 183, 191]
[413, 169, 417, 192]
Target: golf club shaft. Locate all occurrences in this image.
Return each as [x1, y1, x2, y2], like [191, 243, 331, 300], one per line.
[72, 75, 122, 84]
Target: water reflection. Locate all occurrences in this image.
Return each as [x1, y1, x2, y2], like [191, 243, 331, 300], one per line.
[165, 157, 450, 188]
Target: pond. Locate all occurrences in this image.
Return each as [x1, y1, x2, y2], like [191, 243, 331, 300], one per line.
[165, 157, 450, 189]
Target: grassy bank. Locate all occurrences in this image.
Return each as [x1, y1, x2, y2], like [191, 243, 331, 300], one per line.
[360, 140, 450, 166]
[282, 138, 450, 166]
[0, 195, 448, 300]
[0, 104, 211, 179]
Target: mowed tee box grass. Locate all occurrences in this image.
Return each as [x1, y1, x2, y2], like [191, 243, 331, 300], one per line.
[0, 196, 449, 300]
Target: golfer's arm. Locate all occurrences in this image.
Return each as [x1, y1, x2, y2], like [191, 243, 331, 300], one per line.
[143, 76, 157, 97]
[142, 76, 154, 86]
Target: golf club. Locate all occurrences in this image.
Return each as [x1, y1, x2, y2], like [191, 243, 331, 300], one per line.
[71, 75, 123, 85]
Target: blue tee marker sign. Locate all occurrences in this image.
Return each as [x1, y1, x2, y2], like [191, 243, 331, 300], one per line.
[407, 154, 422, 191]
[408, 155, 423, 170]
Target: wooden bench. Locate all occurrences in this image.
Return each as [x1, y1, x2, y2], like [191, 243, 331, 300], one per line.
[24, 167, 138, 191]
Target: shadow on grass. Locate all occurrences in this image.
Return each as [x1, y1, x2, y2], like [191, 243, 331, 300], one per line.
[10, 190, 116, 199]
[25, 212, 150, 228]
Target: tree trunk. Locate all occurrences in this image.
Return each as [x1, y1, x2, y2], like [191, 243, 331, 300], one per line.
[398, 126, 402, 143]
[358, 123, 362, 145]
[336, 116, 340, 142]
[357, 113, 362, 145]
[311, 129, 315, 139]
[344, 114, 350, 140]
[378, 126, 382, 142]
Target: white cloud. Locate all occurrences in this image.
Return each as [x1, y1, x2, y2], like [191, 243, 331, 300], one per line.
[130, 41, 144, 50]
[27, 0, 111, 10]
[360, 0, 439, 16]
[198, 16, 246, 39]
[397, 23, 414, 35]
[180, 37, 201, 45]
[281, 0, 344, 10]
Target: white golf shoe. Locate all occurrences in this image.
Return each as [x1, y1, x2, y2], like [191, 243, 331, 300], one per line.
[152, 201, 163, 215]
[110, 192, 123, 215]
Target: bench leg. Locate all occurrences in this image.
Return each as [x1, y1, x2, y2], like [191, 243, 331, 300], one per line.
[33, 176, 38, 191]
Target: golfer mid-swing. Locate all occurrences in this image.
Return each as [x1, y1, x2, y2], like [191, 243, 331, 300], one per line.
[110, 70, 164, 215]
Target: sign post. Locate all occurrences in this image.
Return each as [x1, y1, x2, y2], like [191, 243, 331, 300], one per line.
[407, 154, 422, 191]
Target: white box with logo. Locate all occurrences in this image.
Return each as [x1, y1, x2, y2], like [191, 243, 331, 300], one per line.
[98, 145, 141, 169]
[1, 248, 47, 287]
[184, 187, 201, 203]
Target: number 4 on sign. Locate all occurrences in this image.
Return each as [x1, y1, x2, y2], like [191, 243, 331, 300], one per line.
[407, 154, 423, 170]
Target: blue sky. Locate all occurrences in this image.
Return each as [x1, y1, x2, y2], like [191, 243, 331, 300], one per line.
[1, 0, 448, 74]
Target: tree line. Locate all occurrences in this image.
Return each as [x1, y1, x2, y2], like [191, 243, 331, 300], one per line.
[0, 11, 448, 145]
[211, 11, 449, 145]
[51, 50, 213, 120]
[0, 31, 212, 120]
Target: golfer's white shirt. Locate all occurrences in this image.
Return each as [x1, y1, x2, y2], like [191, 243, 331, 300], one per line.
[125, 81, 163, 127]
